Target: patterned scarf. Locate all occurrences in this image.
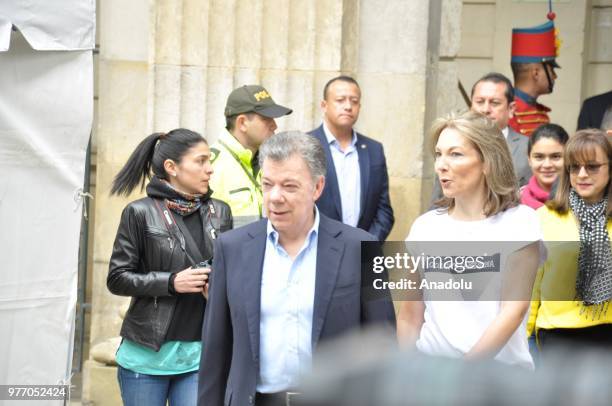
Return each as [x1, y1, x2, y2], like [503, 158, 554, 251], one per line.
[569, 189, 612, 318]
[146, 176, 210, 216]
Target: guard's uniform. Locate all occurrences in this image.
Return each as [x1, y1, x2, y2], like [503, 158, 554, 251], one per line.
[209, 131, 263, 228]
[510, 15, 560, 136]
[509, 88, 551, 136]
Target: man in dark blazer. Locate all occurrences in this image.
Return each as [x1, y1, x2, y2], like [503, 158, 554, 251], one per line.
[197, 131, 396, 406]
[309, 76, 394, 241]
[470, 72, 531, 186]
[577, 90, 612, 130]
[431, 73, 531, 205]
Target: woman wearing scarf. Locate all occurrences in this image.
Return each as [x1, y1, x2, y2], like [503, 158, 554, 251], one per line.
[520, 124, 569, 209]
[528, 129, 612, 358]
[107, 129, 232, 405]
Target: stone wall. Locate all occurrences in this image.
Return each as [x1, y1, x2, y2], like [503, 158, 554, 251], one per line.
[585, 0, 612, 99]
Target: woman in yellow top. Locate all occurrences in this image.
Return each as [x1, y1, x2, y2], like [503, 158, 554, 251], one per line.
[529, 129, 612, 355]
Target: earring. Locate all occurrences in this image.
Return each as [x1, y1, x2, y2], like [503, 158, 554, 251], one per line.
[172, 173, 177, 177]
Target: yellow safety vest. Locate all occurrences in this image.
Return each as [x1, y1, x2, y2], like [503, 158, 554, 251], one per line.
[209, 131, 263, 228]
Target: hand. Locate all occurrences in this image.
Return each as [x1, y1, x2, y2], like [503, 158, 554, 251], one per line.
[202, 278, 210, 300]
[173, 266, 211, 293]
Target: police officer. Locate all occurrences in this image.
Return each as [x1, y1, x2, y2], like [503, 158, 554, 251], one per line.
[509, 13, 560, 136]
[209, 85, 292, 228]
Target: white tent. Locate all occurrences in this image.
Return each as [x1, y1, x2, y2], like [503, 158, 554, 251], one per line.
[0, 1, 94, 404]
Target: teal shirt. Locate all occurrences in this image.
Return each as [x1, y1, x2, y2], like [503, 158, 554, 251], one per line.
[116, 339, 201, 375]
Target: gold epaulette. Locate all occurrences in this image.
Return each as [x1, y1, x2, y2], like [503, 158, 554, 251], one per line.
[516, 118, 549, 125]
[514, 110, 549, 116]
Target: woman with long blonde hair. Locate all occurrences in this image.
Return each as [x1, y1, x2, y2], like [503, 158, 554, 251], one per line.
[398, 110, 543, 369]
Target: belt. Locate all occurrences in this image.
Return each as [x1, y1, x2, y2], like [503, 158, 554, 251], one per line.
[255, 391, 302, 406]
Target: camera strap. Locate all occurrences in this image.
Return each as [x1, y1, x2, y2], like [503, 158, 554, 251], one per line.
[153, 198, 202, 266]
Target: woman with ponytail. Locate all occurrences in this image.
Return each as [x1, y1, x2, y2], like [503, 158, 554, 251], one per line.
[107, 129, 232, 405]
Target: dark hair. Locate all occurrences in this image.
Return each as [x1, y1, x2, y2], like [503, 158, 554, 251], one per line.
[471, 72, 514, 105]
[527, 124, 569, 155]
[225, 115, 238, 131]
[323, 75, 360, 100]
[225, 112, 255, 132]
[510, 62, 535, 82]
[547, 129, 612, 217]
[110, 128, 206, 196]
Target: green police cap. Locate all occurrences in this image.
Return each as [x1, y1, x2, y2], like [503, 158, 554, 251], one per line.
[224, 85, 292, 118]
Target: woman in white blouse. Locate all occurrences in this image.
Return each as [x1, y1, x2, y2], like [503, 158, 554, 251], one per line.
[397, 110, 543, 369]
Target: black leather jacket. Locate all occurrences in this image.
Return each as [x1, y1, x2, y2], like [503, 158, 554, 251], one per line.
[107, 196, 232, 351]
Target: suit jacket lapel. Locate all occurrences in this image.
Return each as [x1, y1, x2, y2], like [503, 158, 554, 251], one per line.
[241, 222, 267, 363]
[311, 216, 344, 349]
[315, 125, 343, 219]
[356, 134, 370, 223]
[507, 129, 521, 158]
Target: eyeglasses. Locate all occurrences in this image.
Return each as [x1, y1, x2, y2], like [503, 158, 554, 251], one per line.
[568, 162, 609, 175]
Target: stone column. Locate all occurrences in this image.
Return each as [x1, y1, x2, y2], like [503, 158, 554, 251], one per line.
[352, 0, 460, 239]
[584, 1, 612, 98]
[84, 0, 154, 403]
[427, 0, 464, 204]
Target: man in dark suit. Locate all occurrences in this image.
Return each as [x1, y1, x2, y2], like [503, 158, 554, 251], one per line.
[310, 76, 394, 241]
[431, 73, 531, 205]
[471, 73, 531, 186]
[577, 90, 612, 130]
[197, 131, 396, 406]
